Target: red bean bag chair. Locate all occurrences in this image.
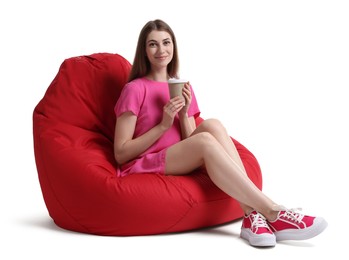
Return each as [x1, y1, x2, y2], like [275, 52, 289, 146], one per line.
[33, 53, 263, 236]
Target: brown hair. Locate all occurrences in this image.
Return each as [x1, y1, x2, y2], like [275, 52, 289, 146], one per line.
[128, 19, 179, 82]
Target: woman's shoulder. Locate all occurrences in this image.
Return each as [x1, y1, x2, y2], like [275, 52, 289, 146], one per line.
[124, 77, 150, 89]
[123, 77, 167, 94]
[128, 77, 167, 86]
[129, 77, 145, 83]
[122, 78, 145, 92]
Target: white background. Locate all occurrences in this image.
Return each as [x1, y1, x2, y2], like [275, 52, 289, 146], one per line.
[1, 0, 348, 259]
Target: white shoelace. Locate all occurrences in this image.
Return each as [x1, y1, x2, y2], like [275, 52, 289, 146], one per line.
[282, 208, 304, 223]
[251, 212, 269, 229]
[272, 205, 304, 223]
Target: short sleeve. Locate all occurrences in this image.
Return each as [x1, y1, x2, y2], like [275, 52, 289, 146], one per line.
[114, 82, 144, 117]
[188, 85, 201, 118]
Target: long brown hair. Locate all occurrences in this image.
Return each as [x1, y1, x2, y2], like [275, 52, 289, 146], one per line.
[128, 19, 179, 82]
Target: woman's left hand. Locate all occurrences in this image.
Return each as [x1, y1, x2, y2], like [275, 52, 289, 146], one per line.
[179, 82, 192, 116]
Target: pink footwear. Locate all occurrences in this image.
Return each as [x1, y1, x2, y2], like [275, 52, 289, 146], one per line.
[268, 208, 328, 241]
[240, 211, 276, 247]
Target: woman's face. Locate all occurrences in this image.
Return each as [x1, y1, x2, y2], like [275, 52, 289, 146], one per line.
[145, 30, 173, 71]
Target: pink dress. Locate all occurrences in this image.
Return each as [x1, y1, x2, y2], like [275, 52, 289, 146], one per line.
[114, 77, 200, 177]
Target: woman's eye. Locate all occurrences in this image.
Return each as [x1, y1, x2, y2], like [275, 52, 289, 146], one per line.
[164, 40, 171, 46]
[149, 42, 157, 47]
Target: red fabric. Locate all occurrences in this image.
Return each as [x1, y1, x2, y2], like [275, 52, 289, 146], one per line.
[33, 53, 263, 236]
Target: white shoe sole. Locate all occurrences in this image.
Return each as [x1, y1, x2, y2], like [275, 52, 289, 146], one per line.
[274, 217, 328, 241]
[241, 228, 276, 247]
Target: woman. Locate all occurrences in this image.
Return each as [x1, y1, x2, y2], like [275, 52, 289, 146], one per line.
[113, 19, 327, 247]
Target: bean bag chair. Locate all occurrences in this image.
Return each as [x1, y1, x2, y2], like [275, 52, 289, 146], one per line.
[33, 52, 263, 236]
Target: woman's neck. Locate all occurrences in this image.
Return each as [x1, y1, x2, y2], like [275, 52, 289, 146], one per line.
[147, 70, 168, 82]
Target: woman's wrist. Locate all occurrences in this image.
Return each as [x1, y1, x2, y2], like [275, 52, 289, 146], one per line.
[158, 122, 170, 133]
[178, 111, 188, 121]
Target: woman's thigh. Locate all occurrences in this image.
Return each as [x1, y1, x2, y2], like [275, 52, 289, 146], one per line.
[165, 132, 213, 175]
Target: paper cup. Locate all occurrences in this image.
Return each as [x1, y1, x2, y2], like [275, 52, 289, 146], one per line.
[168, 78, 187, 101]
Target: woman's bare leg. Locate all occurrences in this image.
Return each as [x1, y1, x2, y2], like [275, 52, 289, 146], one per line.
[194, 119, 246, 173]
[189, 119, 260, 215]
[165, 130, 278, 221]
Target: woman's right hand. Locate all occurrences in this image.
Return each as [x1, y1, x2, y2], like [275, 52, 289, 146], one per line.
[160, 96, 185, 130]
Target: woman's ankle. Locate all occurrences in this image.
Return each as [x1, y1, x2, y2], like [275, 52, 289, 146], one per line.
[264, 204, 286, 221]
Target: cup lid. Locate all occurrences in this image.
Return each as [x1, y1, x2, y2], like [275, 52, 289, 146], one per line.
[168, 78, 187, 84]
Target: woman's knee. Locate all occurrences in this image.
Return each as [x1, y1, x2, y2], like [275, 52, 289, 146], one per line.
[192, 132, 218, 151]
[199, 118, 227, 135]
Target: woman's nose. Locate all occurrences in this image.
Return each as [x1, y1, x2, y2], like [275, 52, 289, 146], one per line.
[158, 44, 165, 53]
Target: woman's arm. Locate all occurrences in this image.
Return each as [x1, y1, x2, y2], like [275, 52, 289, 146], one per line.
[178, 82, 196, 139]
[114, 97, 185, 165]
[114, 112, 168, 165]
[178, 114, 196, 139]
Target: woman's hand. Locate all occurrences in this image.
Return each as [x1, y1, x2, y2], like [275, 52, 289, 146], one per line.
[160, 96, 185, 130]
[178, 82, 192, 117]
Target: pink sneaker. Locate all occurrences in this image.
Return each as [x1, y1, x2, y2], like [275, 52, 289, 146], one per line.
[240, 211, 276, 247]
[268, 208, 328, 241]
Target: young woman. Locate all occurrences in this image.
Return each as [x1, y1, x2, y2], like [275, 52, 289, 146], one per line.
[113, 19, 327, 247]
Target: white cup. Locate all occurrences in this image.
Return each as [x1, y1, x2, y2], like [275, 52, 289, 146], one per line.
[168, 78, 187, 102]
